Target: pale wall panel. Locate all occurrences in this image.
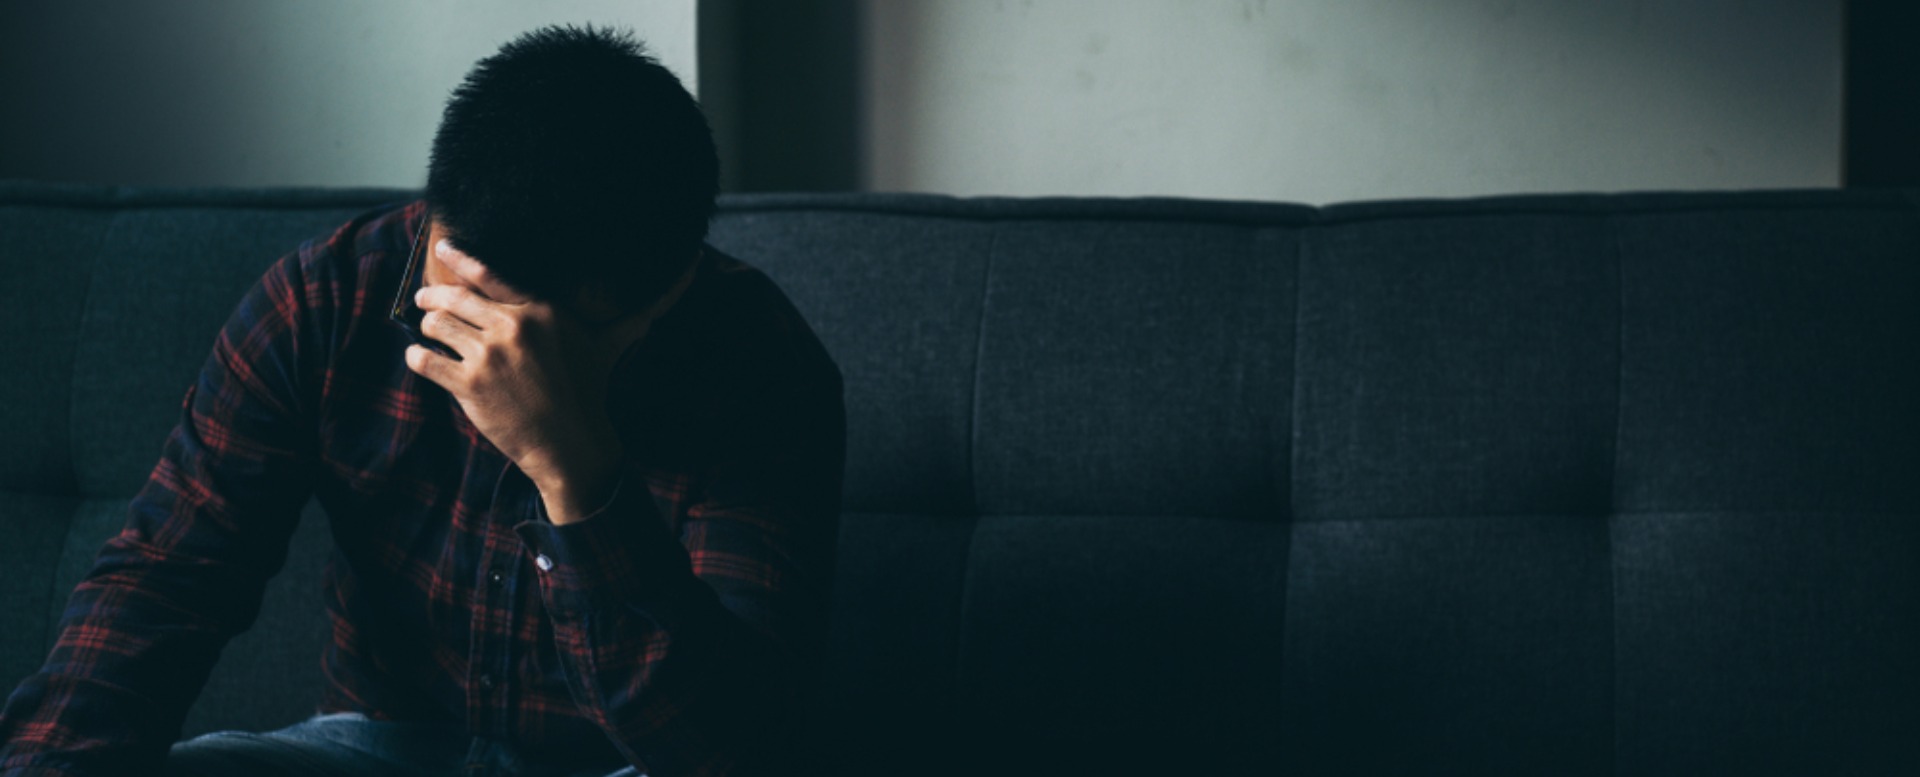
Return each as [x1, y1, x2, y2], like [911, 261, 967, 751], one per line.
[861, 0, 1841, 202]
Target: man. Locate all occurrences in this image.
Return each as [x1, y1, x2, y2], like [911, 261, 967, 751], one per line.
[0, 25, 843, 777]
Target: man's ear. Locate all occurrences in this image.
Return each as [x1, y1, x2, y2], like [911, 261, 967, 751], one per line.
[594, 254, 701, 351]
[580, 250, 702, 330]
[646, 251, 703, 319]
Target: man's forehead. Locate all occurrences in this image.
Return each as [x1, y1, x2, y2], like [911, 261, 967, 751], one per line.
[421, 217, 674, 325]
[420, 220, 473, 288]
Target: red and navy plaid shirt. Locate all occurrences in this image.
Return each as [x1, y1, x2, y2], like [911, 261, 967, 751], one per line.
[0, 201, 845, 777]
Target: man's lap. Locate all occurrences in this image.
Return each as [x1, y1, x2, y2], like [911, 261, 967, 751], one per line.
[163, 712, 641, 777]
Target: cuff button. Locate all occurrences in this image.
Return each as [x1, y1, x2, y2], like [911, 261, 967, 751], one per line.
[535, 554, 554, 571]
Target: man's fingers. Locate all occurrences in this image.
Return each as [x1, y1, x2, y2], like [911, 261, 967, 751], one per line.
[417, 283, 508, 331]
[418, 309, 482, 358]
[434, 239, 529, 303]
[405, 344, 464, 392]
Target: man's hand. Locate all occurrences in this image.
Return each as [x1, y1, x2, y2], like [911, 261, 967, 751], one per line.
[405, 239, 652, 524]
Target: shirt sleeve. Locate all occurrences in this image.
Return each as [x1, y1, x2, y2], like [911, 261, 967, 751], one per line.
[512, 364, 845, 777]
[0, 246, 327, 776]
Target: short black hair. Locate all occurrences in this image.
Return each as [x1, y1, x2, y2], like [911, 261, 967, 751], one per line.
[427, 25, 718, 307]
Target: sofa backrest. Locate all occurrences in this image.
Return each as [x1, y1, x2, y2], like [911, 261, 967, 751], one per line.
[3, 184, 1917, 774]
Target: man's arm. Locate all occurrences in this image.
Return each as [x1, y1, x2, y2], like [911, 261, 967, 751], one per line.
[514, 390, 844, 776]
[407, 241, 844, 775]
[0, 247, 324, 776]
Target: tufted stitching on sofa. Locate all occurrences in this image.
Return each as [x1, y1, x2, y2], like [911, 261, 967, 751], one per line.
[967, 224, 1000, 516]
[1605, 211, 1629, 777]
[1274, 221, 1308, 746]
[65, 211, 120, 499]
[1286, 227, 1309, 526]
[43, 210, 126, 655]
[1259, 226, 1290, 523]
[951, 221, 1001, 721]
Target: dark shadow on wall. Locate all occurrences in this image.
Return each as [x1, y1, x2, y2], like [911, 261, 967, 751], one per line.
[700, 0, 862, 193]
[0, 2, 377, 187]
[0, 3, 229, 184]
[1845, 0, 1920, 187]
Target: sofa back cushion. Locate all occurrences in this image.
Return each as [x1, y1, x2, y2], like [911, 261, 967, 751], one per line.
[3, 185, 1916, 775]
[713, 191, 1920, 775]
[0, 186, 394, 737]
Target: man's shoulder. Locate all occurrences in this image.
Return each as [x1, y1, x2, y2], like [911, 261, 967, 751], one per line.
[251, 199, 420, 339]
[677, 247, 840, 389]
[621, 246, 842, 459]
[334, 199, 424, 264]
[284, 199, 421, 292]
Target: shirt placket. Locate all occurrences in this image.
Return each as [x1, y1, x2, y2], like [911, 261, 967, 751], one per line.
[466, 460, 528, 740]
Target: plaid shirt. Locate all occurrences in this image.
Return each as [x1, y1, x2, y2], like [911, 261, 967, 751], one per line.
[0, 201, 845, 777]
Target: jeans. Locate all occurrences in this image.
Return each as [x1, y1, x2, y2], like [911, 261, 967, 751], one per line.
[163, 712, 642, 777]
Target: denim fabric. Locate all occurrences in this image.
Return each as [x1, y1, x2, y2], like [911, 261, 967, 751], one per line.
[163, 712, 640, 777]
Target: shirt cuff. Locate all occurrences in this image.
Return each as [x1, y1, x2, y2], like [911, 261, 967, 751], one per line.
[512, 477, 697, 619]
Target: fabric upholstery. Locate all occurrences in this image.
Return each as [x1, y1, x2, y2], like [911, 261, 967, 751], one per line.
[2, 182, 1915, 775]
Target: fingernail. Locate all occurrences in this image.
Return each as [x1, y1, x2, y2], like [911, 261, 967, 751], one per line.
[415, 288, 427, 305]
[435, 238, 452, 257]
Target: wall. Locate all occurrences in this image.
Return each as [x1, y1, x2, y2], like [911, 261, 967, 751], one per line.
[0, 1, 697, 188]
[860, 0, 1843, 203]
[0, 1, 1849, 200]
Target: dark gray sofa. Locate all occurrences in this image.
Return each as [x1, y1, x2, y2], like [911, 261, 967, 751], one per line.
[2, 182, 1916, 775]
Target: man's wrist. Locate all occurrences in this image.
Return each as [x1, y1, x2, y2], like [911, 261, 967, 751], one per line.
[530, 442, 623, 525]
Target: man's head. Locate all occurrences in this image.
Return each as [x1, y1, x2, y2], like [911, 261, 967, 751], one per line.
[426, 25, 717, 314]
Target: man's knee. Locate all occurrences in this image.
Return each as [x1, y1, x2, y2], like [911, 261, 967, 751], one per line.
[163, 730, 340, 777]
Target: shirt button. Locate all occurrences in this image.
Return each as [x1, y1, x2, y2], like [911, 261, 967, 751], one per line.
[535, 554, 554, 571]
[487, 569, 505, 586]
[476, 673, 496, 692]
